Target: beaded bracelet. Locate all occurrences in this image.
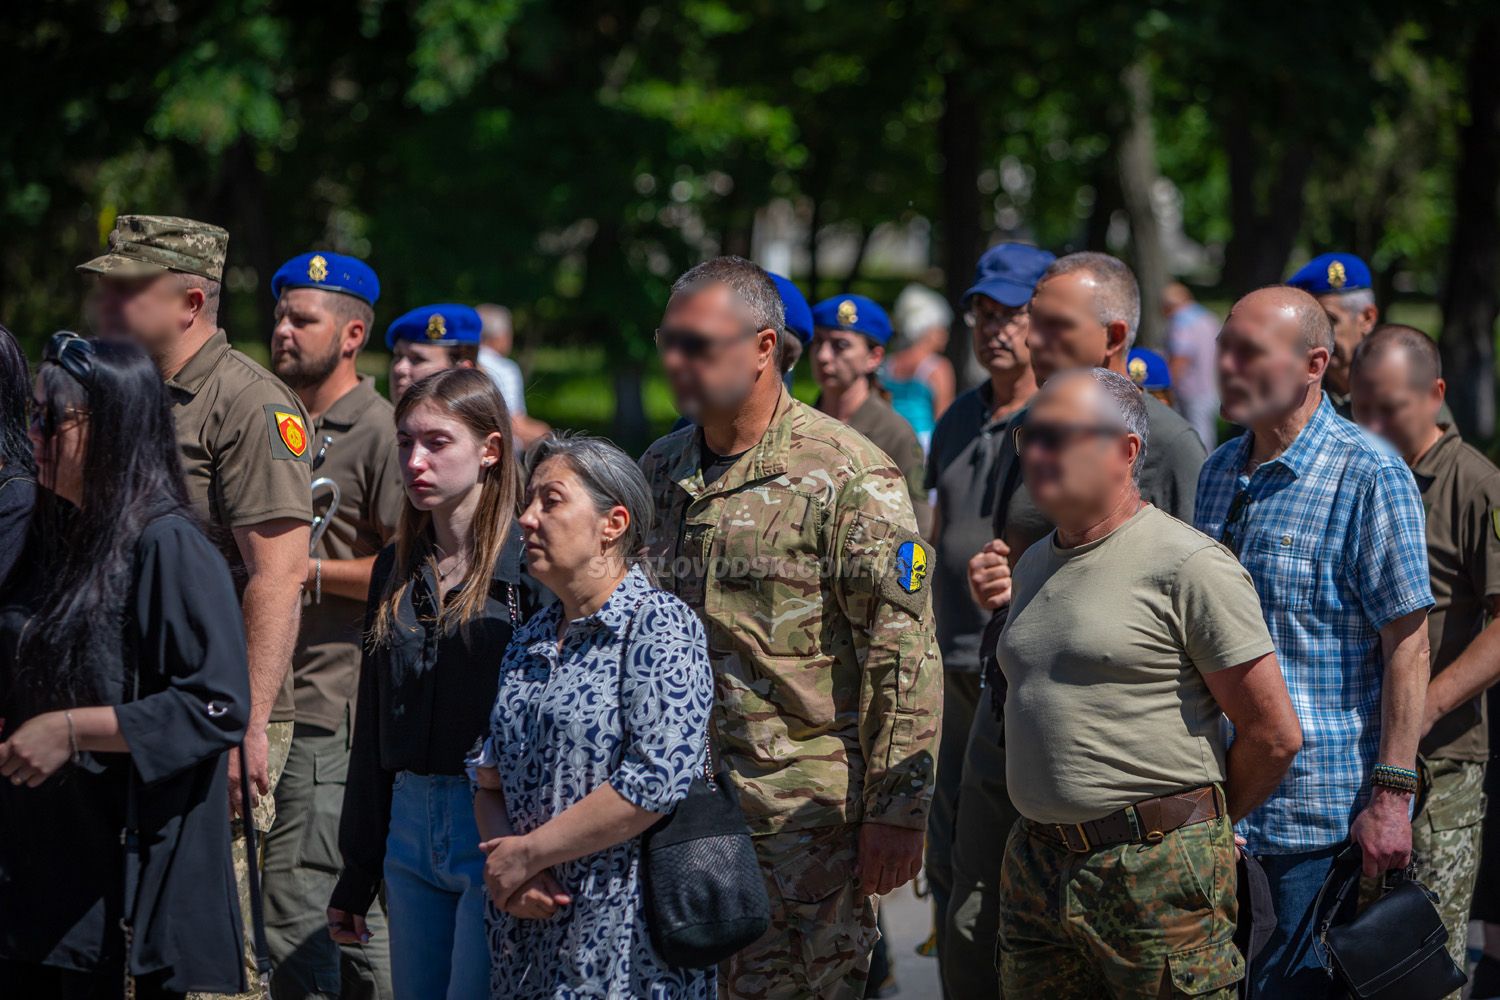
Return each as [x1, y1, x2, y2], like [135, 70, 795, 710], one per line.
[1370, 763, 1419, 793]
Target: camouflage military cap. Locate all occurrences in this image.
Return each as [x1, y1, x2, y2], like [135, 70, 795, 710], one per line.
[77, 214, 229, 282]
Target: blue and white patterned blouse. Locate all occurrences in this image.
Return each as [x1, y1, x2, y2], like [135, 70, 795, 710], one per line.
[470, 565, 715, 999]
[1195, 395, 1433, 854]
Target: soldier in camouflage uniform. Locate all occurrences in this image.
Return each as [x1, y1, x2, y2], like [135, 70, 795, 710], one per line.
[81, 216, 313, 1000]
[995, 371, 1300, 998]
[1351, 326, 1500, 996]
[640, 257, 941, 1000]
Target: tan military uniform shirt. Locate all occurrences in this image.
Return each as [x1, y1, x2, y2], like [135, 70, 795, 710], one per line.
[844, 393, 931, 537]
[1413, 424, 1500, 761]
[640, 390, 942, 836]
[297, 376, 404, 732]
[166, 330, 312, 721]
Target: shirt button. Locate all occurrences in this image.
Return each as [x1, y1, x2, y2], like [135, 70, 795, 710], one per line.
[1281, 535, 1292, 546]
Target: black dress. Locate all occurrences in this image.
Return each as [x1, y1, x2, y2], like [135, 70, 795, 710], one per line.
[0, 513, 251, 994]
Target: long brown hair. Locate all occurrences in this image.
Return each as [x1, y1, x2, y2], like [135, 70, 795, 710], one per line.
[370, 368, 520, 645]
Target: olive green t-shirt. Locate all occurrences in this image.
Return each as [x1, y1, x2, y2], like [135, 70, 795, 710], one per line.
[1001, 504, 1274, 825]
[166, 330, 313, 722]
[1412, 424, 1500, 761]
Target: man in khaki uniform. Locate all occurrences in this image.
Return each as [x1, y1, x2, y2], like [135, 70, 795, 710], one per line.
[263, 252, 401, 998]
[1352, 325, 1500, 990]
[997, 368, 1300, 998]
[81, 215, 312, 1000]
[639, 256, 942, 1000]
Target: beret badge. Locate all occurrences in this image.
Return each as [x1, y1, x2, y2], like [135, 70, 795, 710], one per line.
[426, 313, 447, 340]
[837, 299, 859, 327]
[1327, 260, 1347, 289]
[307, 254, 329, 283]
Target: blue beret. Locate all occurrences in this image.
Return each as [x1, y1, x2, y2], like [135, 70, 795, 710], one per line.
[1286, 252, 1371, 295]
[272, 252, 379, 305]
[964, 243, 1057, 307]
[811, 294, 893, 345]
[769, 273, 814, 346]
[1127, 348, 1171, 391]
[385, 303, 482, 350]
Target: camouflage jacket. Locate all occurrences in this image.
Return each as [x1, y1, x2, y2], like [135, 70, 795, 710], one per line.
[640, 390, 942, 835]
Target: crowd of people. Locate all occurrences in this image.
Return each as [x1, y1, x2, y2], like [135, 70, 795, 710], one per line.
[0, 209, 1495, 1000]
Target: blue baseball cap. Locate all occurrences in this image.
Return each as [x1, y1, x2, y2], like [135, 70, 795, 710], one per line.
[385, 303, 482, 350]
[811, 294, 893, 345]
[272, 251, 380, 305]
[1286, 252, 1371, 295]
[963, 243, 1057, 307]
[1127, 348, 1171, 391]
[769, 273, 814, 346]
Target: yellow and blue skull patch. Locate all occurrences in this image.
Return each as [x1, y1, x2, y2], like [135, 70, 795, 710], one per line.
[895, 539, 927, 594]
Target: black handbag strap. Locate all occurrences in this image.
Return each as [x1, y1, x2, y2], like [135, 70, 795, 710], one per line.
[1310, 843, 1362, 974]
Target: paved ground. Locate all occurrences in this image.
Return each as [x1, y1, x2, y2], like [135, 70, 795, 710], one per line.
[877, 879, 943, 999]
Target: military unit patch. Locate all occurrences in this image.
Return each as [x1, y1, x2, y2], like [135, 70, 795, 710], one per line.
[264, 403, 312, 462]
[896, 539, 927, 594]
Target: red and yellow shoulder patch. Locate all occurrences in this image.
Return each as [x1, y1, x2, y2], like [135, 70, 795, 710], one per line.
[276, 410, 308, 456]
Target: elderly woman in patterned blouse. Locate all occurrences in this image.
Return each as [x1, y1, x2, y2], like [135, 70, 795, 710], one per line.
[469, 434, 715, 999]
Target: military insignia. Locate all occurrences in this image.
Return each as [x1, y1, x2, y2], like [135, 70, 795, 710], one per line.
[1327, 260, 1347, 289]
[307, 254, 329, 283]
[1128, 357, 1148, 385]
[426, 313, 447, 340]
[276, 411, 308, 457]
[837, 299, 859, 328]
[895, 539, 927, 594]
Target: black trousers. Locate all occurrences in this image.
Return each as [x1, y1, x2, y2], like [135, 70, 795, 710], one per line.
[0, 958, 184, 1000]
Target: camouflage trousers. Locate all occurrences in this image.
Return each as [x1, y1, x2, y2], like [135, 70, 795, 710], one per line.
[720, 824, 880, 1000]
[1412, 758, 1486, 1000]
[187, 720, 294, 1000]
[999, 811, 1245, 999]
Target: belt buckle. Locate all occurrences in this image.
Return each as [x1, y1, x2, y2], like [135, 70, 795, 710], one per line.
[1054, 823, 1091, 852]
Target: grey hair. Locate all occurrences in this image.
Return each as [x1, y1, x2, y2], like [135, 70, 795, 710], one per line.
[1040, 252, 1141, 349]
[1045, 367, 1149, 481]
[1337, 288, 1376, 315]
[671, 255, 786, 344]
[525, 433, 656, 571]
[477, 304, 512, 340]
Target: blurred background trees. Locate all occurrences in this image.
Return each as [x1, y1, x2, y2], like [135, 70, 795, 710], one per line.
[2, 0, 1497, 446]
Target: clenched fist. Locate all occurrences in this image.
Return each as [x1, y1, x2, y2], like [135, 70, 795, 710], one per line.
[968, 539, 1013, 611]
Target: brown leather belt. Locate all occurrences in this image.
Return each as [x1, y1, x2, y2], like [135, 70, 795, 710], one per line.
[1024, 786, 1222, 853]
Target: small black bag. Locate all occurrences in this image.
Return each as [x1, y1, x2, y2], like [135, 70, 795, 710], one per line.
[618, 598, 770, 969]
[1312, 845, 1466, 1000]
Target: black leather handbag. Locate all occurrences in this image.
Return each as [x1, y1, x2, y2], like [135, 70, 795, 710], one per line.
[619, 598, 771, 969]
[1312, 845, 1466, 999]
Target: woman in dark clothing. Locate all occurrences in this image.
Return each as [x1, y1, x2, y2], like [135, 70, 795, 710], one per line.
[0, 333, 249, 999]
[0, 323, 37, 584]
[328, 368, 539, 1000]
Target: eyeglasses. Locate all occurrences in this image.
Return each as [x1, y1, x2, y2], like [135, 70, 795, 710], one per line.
[964, 305, 1028, 331]
[1220, 490, 1253, 556]
[654, 326, 758, 361]
[44, 331, 96, 388]
[1012, 420, 1126, 454]
[29, 399, 88, 437]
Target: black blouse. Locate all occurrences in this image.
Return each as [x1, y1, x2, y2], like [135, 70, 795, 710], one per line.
[331, 526, 544, 915]
[0, 513, 250, 992]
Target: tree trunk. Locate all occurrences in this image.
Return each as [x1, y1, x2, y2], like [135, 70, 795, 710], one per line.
[1117, 62, 1167, 350]
[1222, 97, 1313, 295]
[939, 69, 984, 388]
[1440, 15, 1500, 439]
[806, 191, 823, 302]
[841, 224, 872, 293]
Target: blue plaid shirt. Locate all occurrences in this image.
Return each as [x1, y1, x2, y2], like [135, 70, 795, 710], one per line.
[1195, 396, 1432, 854]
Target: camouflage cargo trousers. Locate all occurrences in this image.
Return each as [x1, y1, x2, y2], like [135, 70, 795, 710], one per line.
[1412, 757, 1486, 1000]
[187, 720, 294, 1000]
[720, 824, 880, 1000]
[999, 808, 1245, 999]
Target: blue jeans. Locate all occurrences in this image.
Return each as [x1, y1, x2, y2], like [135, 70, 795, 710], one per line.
[1252, 845, 1356, 999]
[383, 772, 489, 1000]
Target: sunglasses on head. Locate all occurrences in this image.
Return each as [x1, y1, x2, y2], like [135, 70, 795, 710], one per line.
[44, 331, 96, 388]
[1012, 420, 1126, 454]
[654, 325, 757, 361]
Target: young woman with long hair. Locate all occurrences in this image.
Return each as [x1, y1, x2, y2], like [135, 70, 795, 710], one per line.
[329, 367, 541, 1000]
[470, 435, 714, 999]
[0, 333, 250, 998]
[0, 324, 37, 582]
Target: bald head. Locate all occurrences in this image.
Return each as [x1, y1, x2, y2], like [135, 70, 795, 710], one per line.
[1217, 285, 1332, 430]
[1352, 324, 1441, 386]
